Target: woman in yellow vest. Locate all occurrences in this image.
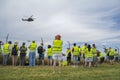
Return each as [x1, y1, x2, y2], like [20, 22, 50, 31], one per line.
[47, 45, 53, 66]
[84, 44, 93, 68]
[3, 41, 12, 66]
[52, 34, 63, 73]
[29, 41, 37, 67]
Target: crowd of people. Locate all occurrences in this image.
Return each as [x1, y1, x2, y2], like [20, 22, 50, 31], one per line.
[0, 34, 119, 73]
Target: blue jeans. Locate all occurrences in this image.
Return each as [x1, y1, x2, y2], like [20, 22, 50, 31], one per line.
[19, 53, 26, 66]
[29, 51, 36, 67]
[73, 55, 78, 63]
[48, 56, 52, 60]
[3, 54, 9, 66]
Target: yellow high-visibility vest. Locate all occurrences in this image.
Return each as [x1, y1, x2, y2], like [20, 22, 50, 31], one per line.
[81, 45, 87, 54]
[47, 48, 52, 56]
[66, 49, 71, 57]
[73, 46, 79, 56]
[29, 42, 37, 50]
[53, 40, 63, 52]
[92, 48, 97, 56]
[3, 43, 10, 54]
[85, 48, 93, 58]
[109, 49, 114, 56]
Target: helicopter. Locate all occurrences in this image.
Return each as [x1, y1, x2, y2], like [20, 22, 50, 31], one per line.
[22, 15, 35, 22]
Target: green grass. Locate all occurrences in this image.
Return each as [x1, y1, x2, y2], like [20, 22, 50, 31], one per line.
[0, 63, 120, 80]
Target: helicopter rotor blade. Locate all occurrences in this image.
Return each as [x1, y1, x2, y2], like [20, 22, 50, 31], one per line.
[22, 19, 25, 21]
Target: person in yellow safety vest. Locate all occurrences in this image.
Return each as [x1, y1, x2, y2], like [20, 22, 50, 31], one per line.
[3, 41, 12, 66]
[61, 53, 67, 66]
[81, 43, 87, 65]
[99, 52, 104, 64]
[114, 49, 119, 64]
[109, 47, 114, 65]
[52, 34, 63, 73]
[0, 41, 2, 54]
[72, 43, 79, 67]
[78, 46, 81, 64]
[11, 42, 19, 66]
[66, 48, 71, 65]
[47, 45, 53, 66]
[29, 41, 37, 67]
[92, 44, 98, 67]
[81, 43, 87, 58]
[19, 42, 27, 66]
[84, 44, 93, 68]
[104, 48, 109, 63]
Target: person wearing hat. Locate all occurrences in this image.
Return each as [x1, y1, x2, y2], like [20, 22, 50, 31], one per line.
[11, 42, 19, 66]
[3, 41, 12, 66]
[52, 34, 63, 73]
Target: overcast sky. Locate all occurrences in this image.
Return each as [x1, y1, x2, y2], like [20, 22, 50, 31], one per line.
[0, 0, 120, 46]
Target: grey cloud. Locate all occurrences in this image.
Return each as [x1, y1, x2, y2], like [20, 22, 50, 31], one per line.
[0, 0, 120, 45]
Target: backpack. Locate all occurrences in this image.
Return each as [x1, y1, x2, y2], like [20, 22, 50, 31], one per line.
[20, 46, 27, 54]
[37, 46, 43, 54]
[12, 46, 18, 55]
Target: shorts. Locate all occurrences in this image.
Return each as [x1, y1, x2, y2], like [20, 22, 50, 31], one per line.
[109, 56, 114, 60]
[48, 56, 52, 60]
[39, 54, 44, 60]
[73, 55, 79, 63]
[81, 54, 85, 59]
[53, 54, 62, 61]
[85, 57, 93, 62]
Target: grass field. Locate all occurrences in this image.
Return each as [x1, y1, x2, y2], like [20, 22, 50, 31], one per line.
[0, 63, 120, 80]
